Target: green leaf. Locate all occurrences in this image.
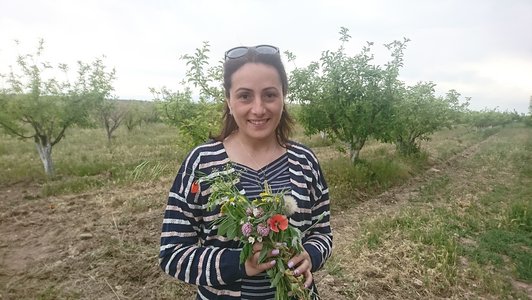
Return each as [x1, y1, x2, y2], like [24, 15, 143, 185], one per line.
[258, 247, 269, 264]
[240, 243, 252, 264]
[216, 219, 231, 236]
[271, 267, 283, 286]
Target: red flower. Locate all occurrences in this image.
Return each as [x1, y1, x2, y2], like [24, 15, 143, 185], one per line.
[268, 214, 288, 232]
[191, 181, 200, 194]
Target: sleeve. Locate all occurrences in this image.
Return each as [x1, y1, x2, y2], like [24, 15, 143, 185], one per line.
[302, 155, 333, 273]
[159, 148, 244, 286]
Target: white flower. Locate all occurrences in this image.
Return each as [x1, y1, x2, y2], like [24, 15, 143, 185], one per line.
[248, 236, 255, 244]
[283, 195, 298, 216]
[257, 236, 263, 243]
[253, 207, 264, 218]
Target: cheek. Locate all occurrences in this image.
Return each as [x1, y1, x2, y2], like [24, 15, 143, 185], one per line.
[276, 103, 284, 118]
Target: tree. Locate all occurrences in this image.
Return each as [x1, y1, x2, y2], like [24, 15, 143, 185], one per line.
[123, 101, 144, 131]
[289, 27, 408, 162]
[151, 41, 223, 150]
[467, 108, 519, 129]
[0, 40, 115, 176]
[525, 96, 532, 127]
[88, 59, 120, 144]
[123, 100, 161, 131]
[389, 84, 469, 155]
[99, 100, 125, 143]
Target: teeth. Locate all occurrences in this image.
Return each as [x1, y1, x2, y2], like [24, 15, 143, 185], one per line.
[249, 120, 267, 125]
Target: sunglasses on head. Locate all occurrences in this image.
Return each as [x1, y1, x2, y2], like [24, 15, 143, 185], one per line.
[224, 45, 279, 60]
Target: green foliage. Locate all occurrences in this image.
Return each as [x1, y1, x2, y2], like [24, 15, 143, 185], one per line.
[389, 84, 469, 155]
[466, 108, 521, 129]
[122, 100, 160, 131]
[130, 160, 169, 181]
[526, 97, 532, 127]
[0, 39, 116, 176]
[151, 42, 223, 150]
[468, 228, 531, 281]
[289, 27, 408, 163]
[153, 87, 221, 149]
[181, 41, 224, 103]
[0, 123, 181, 195]
[97, 99, 125, 143]
[323, 150, 427, 210]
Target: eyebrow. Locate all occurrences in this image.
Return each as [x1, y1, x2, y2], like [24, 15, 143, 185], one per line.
[234, 88, 252, 93]
[234, 87, 280, 93]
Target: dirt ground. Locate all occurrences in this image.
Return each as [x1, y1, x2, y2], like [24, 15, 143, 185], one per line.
[1, 130, 530, 299]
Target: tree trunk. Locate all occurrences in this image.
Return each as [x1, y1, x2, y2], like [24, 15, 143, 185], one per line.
[35, 138, 54, 176]
[395, 137, 420, 156]
[350, 148, 360, 163]
[349, 136, 366, 163]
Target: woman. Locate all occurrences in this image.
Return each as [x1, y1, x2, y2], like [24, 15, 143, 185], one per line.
[159, 45, 332, 299]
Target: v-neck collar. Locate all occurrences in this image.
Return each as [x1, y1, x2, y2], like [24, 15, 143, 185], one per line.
[220, 140, 288, 172]
[231, 152, 287, 174]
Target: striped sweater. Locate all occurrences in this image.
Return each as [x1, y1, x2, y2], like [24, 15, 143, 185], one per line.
[159, 140, 332, 299]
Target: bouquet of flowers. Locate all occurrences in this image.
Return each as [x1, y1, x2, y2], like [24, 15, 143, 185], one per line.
[202, 169, 313, 300]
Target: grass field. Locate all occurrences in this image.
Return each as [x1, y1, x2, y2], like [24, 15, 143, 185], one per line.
[0, 123, 530, 299]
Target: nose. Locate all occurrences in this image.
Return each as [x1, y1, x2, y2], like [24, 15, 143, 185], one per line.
[250, 97, 265, 115]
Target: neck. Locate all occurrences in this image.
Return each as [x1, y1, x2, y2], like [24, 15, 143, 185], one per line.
[225, 132, 286, 171]
[234, 132, 281, 153]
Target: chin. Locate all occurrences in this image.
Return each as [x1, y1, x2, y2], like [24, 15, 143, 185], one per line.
[245, 130, 276, 141]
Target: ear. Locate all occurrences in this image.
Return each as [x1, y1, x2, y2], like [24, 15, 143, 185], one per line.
[226, 98, 232, 115]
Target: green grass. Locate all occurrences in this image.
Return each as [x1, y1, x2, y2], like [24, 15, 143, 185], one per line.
[0, 122, 495, 201]
[344, 126, 531, 298]
[323, 151, 427, 210]
[2, 122, 531, 299]
[0, 123, 185, 195]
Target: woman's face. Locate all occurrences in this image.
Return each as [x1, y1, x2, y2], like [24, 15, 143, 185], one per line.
[227, 63, 284, 143]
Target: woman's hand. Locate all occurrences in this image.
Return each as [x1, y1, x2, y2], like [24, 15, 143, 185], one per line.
[287, 250, 313, 288]
[244, 242, 279, 277]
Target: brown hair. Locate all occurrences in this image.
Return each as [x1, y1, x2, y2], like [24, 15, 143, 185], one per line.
[212, 48, 294, 146]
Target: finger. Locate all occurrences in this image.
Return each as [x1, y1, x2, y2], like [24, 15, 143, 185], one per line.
[257, 259, 277, 271]
[252, 242, 263, 254]
[245, 255, 277, 276]
[287, 254, 305, 269]
[292, 259, 310, 277]
[303, 270, 313, 289]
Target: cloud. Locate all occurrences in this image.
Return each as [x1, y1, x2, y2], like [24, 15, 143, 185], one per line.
[0, 0, 531, 112]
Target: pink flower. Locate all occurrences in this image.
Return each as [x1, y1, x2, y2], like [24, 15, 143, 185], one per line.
[257, 223, 270, 237]
[268, 214, 288, 233]
[241, 222, 253, 237]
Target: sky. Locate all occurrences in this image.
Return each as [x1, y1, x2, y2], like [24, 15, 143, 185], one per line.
[1, 0, 531, 113]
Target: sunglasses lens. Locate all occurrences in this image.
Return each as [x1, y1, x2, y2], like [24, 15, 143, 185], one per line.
[255, 45, 279, 55]
[225, 45, 279, 60]
[225, 47, 248, 59]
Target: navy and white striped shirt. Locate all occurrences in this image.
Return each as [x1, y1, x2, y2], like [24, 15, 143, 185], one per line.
[159, 140, 332, 299]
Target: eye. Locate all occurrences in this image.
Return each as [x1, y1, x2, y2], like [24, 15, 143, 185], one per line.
[263, 91, 279, 102]
[236, 92, 252, 102]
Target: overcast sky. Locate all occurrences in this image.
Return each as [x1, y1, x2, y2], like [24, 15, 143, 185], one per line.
[1, 0, 531, 113]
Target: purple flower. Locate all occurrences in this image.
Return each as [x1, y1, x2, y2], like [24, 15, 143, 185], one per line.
[256, 223, 270, 237]
[241, 222, 253, 237]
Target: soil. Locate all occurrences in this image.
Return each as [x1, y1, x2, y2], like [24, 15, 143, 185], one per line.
[1, 131, 530, 299]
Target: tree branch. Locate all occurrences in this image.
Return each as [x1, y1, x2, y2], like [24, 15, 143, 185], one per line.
[0, 120, 34, 139]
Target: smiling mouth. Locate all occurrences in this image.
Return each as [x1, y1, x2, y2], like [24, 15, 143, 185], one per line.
[248, 119, 269, 125]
